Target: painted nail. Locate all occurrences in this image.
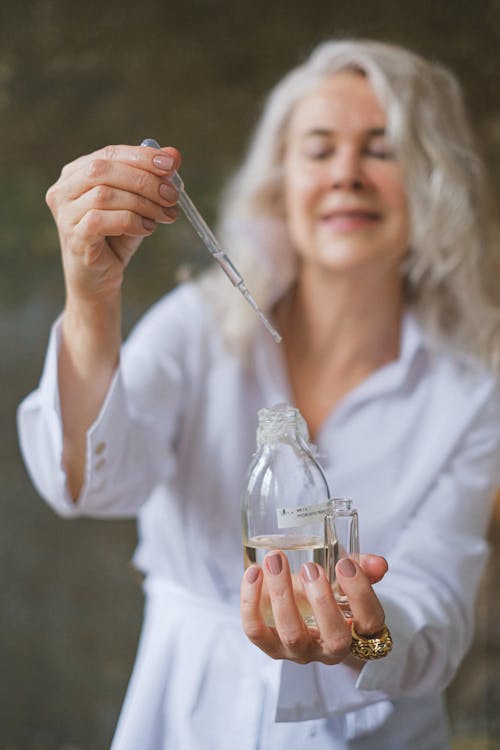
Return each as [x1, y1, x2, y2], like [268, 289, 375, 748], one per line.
[265, 553, 283, 575]
[153, 154, 175, 171]
[338, 558, 356, 577]
[159, 183, 177, 201]
[246, 565, 260, 584]
[142, 217, 156, 231]
[160, 206, 179, 224]
[301, 562, 319, 582]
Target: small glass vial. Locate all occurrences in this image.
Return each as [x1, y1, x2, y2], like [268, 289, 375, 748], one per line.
[242, 403, 330, 626]
[325, 498, 360, 617]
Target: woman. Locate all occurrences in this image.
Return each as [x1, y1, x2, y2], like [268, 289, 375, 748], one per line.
[18, 39, 500, 749]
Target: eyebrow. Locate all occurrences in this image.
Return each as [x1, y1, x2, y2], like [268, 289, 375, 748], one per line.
[303, 127, 387, 138]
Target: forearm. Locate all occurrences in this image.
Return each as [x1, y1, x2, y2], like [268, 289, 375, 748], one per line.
[59, 293, 121, 499]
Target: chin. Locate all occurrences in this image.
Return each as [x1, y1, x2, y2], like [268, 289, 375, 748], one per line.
[315, 246, 376, 271]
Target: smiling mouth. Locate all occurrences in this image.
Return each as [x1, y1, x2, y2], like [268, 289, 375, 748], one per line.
[320, 209, 381, 230]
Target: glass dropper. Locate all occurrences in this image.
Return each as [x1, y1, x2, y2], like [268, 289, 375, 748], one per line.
[141, 138, 282, 344]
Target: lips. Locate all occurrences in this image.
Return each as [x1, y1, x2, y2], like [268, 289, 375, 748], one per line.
[320, 208, 381, 230]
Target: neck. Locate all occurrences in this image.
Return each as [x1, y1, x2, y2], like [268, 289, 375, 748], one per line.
[280, 263, 403, 364]
[274, 263, 404, 435]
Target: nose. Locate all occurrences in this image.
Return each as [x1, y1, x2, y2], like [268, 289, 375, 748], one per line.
[330, 146, 366, 191]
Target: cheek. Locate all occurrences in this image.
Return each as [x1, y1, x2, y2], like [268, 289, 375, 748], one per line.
[378, 178, 410, 233]
[284, 169, 319, 222]
[284, 185, 314, 250]
[391, 191, 410, 237]
[376, 171, 408, 212]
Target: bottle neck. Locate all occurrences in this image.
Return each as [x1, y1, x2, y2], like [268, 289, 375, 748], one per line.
[256, 404, 308, 448]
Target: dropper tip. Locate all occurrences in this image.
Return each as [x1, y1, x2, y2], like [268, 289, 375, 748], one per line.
[259, 313, 282, 344]
[271, 330, 283, 344]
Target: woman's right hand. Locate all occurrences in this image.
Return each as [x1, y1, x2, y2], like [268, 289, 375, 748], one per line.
[46, 143, 181, 305]
[48, 143, 181, 499]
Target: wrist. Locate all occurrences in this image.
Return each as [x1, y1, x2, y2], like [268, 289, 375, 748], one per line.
[62, 292, 122, 372]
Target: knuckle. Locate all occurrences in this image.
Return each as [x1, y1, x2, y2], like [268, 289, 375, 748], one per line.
[94, 185, 113, 206]
[101, 144, 117, 161]
[293, 654, 313, 665]
[82, 209, 101, 234]
[45, 183, 57, 209]
[281, 629, 306, 651]
[271, 585, 290, 604]
[87, 158, 107, 180]
[325, 632, 352, 655]
[243, 622, 264, 642]
[136, 193, 153, 214]
[134, 170, 150, 195]
[269, 651, 284, 661]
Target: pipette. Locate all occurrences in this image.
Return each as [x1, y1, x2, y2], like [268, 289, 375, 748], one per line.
[141, 138, 282, 344]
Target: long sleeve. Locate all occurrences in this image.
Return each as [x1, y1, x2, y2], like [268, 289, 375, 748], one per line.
[355, 388, 500, 696]
[17, 285, 203, 519]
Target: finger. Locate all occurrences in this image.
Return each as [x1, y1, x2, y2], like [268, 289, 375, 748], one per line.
[336, 558, 386, 636]
[74, 209, 158, 258]
[59, 144, 181, 181]
[299, 563, 352, 660]
[240, 565, 284, 659]
[263, 552, 311, 657]
[359, 554, 389, 584]
[47, 152, 181, 228]
[65, 185, 179, 229]
[59, 158, 179, 209]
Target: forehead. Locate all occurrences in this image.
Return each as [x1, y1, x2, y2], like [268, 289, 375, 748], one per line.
[287, 71, 387, 137]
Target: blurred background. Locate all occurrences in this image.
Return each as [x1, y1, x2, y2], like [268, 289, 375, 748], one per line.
[1, 0, 499, 748]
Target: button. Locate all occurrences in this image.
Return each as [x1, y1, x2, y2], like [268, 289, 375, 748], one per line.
[95, 458, 106, 471]
[95, 441, 106, 455]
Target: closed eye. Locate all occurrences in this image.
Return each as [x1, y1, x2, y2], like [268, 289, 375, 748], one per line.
[364, 131, 395, 160]
[306, 147, 334, 160]
[364, 146, 394, 160]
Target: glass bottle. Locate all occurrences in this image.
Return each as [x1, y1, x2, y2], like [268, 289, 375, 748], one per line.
[242, 403, 330, 626]
[325, 498, 360, 617]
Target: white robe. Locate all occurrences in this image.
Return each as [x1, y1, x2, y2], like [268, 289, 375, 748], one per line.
[18, 283, 500, 749]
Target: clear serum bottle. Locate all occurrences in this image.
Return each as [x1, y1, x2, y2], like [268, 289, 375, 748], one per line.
[242, 403, 330, 626]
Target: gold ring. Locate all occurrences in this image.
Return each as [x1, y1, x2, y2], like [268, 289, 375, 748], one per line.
[350, 624, 393, 660]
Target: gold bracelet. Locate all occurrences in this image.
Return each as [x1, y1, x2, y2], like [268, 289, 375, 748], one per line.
[350, 624, 393, 660]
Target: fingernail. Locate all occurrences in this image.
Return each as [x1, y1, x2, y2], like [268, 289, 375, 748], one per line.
[153, 154, 175, 171]
[142, 217, 156, 231]
[159, 183, 177, 202]
[301, 562, 319, 582]
[246, 565, 260, 584]
[160, 206, 179, 223]
[338, 558, 356, 577]
[265, 553, 282, 575]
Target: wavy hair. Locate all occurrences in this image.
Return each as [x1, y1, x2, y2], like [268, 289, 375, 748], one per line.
[198, 38, 500, 370]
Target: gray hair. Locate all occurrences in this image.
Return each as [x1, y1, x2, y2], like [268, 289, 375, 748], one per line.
[198, 38, 500, 370]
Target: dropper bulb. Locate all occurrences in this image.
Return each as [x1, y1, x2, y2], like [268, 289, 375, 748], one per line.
[141, 138, 162, 149]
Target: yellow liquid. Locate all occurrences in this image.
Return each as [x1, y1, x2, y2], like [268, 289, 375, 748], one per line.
[243, 534, 325, 627]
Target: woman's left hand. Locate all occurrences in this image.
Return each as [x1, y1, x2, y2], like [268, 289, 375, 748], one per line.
[240, 552, 388, 664]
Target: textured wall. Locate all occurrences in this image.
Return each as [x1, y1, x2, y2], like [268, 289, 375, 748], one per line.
[1, 0, 499, 747]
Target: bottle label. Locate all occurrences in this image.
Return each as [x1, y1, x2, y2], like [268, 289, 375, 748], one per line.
[276, 502, 329, 529]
